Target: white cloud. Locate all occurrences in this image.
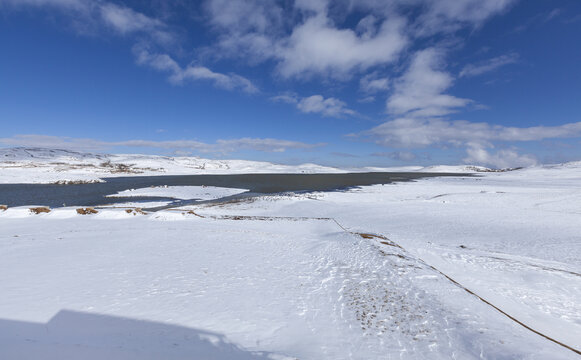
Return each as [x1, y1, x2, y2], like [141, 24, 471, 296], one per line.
[276, 15, 408, 78]
[271, 93, 356, 118]
[99, 3, 173, 45]
[134, 46, 258, 93]
[364, 118, 581, 167]
[0, 135, 322, 154]
[387, 48, 472, 117]
[358, 96, 376, 103]
[180, 66, 258, 93]
[0, 134, 107, 152]
[463, 143, 537, 168]
[372, 151, 417, 161]
[460, 52, 519, 77]
[270, 94, 299, 104]
[203, 1, 410, 79]
[0, 0, 175, 44]
[360, 73, 390, 93]
[367, 118, 581, 148]
[0, 0, 88, 9]
[544, 8, 562, 22]
[297, 95, 355, 118]
[414, 0, 517, 36]
[202, 0, 517, 80]
[216, 138, 322, 153]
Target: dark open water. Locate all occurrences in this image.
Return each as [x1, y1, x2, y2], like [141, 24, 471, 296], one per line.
[0, 172, 468, 209]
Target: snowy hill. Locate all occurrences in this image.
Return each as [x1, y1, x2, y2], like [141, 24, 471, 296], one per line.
[0, 147, 344, 184]
[2, 147, 580, 184]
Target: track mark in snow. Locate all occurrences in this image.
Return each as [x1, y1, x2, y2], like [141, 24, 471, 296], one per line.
[164, 210, 581, 356]
[352, 230, 581, 356]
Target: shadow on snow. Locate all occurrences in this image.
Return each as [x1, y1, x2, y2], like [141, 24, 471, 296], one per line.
[0, 310, 277, 360]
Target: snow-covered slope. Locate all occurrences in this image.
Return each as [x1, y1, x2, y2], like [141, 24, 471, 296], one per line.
[0, 147, 344, 183]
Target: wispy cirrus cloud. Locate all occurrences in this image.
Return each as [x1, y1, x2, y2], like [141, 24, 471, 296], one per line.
[371, 151, 417, 161]
[0, 0, 88, 9]
[459, 52, 519, 78]
[0, 135, 323, 154]
[1, 0, 256, 94]
[99, 2, 174, 45]
[0, 0, 175, 44]
[134, 45, 258, 93]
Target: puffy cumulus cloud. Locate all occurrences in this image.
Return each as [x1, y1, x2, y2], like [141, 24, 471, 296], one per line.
[276, 15, 408, 78]
[5, 0, 520, 116]
[387, 48, 472, 117]
[203, 0, 409, 79]
[459, 52, 519, 77]
[464, 144, 537, 168]
[0, 135, 322, 154]
[297, 95, 356, 118]
[202, 0, 517, 79]
[271, 93, 356, 118]
[364, 118, 581, 167]
[134, 46, 258, 93]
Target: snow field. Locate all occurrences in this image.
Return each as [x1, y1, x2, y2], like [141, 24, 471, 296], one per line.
[1, 159, 580, 358]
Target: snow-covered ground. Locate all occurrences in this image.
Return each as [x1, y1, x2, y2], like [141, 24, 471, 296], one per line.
[0, 148, 344, 184]
[0, 147, 487, 184]
[1, 149, 580, 359]
[108, 185, 249, 201]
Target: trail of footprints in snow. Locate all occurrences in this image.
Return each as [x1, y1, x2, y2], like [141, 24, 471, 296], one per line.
[309, 231, 442, 349]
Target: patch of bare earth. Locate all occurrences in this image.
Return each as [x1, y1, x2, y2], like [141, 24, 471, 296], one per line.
[29, 207, 50, 214]
[76, 207, 98, 215]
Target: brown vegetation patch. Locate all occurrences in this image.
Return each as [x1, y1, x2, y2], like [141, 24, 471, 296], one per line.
[52, 179, 102, 185]
[29, 207, 51, 214]
[76, 207, 98, 215]
[99, 161, 162, 174]
[355, 232, 403, 249]
[0, 205, 7, 211]
[185, 210, 205, 218]
[125, 208, 147, 215]
[358, 233, 376, 239]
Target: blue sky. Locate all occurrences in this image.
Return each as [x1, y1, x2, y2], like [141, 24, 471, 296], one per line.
[1, 0, 580, 168]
